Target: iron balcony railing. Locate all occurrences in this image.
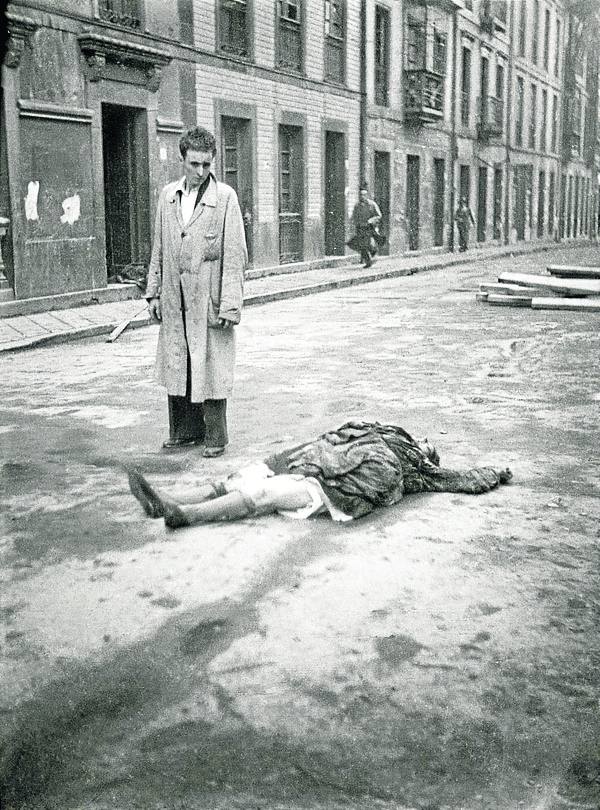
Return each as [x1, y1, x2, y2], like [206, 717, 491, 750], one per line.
[404, 69, 444, 122]
[478, 95, 504, 138]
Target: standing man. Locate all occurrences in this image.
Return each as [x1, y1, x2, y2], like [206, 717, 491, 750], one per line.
[454, 196, 476, 252]
[349, 183, 382, 268]
[145, 126, 247, 457]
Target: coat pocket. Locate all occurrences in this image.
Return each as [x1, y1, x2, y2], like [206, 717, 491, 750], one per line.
[207, 298, 221, 328]
[203, 232, 221, 262]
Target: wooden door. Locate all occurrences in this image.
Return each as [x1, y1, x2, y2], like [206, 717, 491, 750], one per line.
[374, 150, 390, 255]
[433, 158, 445, 247]
[406, 154, 420, 251]
[221, 116, 254, 263]
[279, 125, 303, 263]
[324, 131, 346, 255]
[102, 103, 149, 277]
[477, 166, 487, 242]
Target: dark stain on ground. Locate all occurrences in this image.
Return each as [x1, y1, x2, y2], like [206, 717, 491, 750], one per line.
[181, 619, 228, 655]
[375, 633, 425, 665]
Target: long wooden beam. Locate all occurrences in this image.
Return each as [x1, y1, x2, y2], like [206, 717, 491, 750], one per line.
[546, 265, 600, 279]
[498, 272, 600, 295]
[531, 297, 600, 311]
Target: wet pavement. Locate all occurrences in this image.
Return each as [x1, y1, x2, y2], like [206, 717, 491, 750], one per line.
[1, 246, 600, 809]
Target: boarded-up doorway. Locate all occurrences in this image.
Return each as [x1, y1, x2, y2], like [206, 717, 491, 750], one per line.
[102, 104, 150, 279]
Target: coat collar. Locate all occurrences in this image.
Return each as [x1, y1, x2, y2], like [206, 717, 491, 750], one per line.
[169, 174, 217, 208]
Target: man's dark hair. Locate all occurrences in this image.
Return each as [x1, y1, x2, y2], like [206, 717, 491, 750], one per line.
[179, 126, 217, 158]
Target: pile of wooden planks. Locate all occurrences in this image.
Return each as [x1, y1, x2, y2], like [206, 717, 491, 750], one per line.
[476, 265, 600, 311]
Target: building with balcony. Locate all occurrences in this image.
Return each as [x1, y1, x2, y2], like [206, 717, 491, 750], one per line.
[362, 0, 458, 255]
[1, 0, 598, 306]
[0, 0, 362, 302]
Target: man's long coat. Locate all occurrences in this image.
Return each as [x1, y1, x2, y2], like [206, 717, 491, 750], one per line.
[145, 175, 247, 402]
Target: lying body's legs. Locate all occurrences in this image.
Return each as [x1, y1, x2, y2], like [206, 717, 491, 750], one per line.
[128, 469, 316, 529]
[128, 469, 225, 517]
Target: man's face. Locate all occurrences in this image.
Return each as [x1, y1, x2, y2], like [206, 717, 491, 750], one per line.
[182, 149, 214, 189]
[359, 189, 368, 201]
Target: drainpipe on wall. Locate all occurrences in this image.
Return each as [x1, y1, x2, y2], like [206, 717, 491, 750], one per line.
[503, 0, 514, 245]
[449, 3, 458, 252]
[359, 0, 368, 186]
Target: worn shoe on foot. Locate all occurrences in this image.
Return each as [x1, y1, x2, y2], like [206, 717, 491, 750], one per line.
[202, 445, 226, 458]
[161, 437, 203, 450]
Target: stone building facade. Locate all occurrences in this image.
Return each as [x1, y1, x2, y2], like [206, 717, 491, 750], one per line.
[361, 0, 599, 254]
[0, 0, 598, 303]
[0, 0, 361, 301]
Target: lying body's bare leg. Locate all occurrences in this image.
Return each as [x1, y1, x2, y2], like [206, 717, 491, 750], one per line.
[128, 469, 316, 529]
[128, 469, 224, 517]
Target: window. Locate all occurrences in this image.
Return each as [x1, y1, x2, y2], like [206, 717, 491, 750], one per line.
[515, 76, 524, 146]
[543, 8, 550, 70]
[219, 0, 249, 57]
[324, 0, 345, 83]
[461, 45, 471, 126]
[433, 30, 447, 75]
[277, 0, 303, 72]
[518, 2, 526, 57]
[541, 89, 548, 153]
[374, 5, 390, 106]
[532, 1, 539, 63]
[490, 1, 507, 28]
[555, 19, 560, 76]
[406, 17, 425, 70]
[552, 93, 558, 151]
[529, 83, 537, 149]
[98, 0, 141, 28]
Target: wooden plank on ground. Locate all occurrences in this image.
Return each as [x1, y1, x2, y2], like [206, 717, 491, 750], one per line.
[531, 297, 600, 311]
[546, 265, 600, 279]
[498, 272, 600, 295]
[480, 282, 560, 296]
[487, 294, 532, 307]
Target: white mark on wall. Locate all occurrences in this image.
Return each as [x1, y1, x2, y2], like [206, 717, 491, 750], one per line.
[159, 147, 168, 162]
[60, 194, 81, 225]
[24, 181, 40, 221]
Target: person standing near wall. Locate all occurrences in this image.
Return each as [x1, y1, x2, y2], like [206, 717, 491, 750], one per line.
[454, 196, 476, 252]
[349, 183, 382, 267]
[145, 126, 247, 457]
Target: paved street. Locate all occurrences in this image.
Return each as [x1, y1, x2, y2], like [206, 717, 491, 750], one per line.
[1, 246, 600, 810]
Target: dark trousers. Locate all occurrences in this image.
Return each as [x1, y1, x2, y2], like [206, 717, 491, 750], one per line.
[167, 354, 228, 448]
[457, 224, 469, 252]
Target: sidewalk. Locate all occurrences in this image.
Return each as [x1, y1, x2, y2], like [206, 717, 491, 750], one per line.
[0, 240, 560, 352]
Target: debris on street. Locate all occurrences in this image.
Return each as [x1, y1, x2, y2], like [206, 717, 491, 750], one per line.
[476, 265, 600, 311]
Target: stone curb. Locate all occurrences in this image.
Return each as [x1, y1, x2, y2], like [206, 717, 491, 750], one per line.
[0, 241, 568, 353]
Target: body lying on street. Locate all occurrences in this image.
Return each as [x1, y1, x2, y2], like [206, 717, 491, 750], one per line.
[127, 421, 512, 528]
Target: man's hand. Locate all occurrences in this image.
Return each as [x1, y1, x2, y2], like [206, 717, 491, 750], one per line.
[217, 317, 235, 330]
[147, 297, 162, 322]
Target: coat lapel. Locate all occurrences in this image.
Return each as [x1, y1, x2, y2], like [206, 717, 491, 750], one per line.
[186, 175, 218, 230]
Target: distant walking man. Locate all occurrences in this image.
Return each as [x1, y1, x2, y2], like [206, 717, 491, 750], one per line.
[454, 196, 476, 252]
[145, 126, 247, 457]
[349, 184, 382, 268]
